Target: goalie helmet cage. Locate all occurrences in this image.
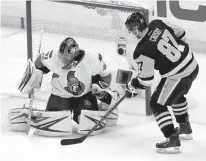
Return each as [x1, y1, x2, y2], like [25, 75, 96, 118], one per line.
[26, 0, 152, 116]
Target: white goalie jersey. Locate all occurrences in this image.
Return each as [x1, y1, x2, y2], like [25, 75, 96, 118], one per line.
[34, 49, 110, 98]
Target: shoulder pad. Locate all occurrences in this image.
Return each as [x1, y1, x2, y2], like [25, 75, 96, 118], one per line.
[133, 49, 141, 60]
[148, 19, 163, 30]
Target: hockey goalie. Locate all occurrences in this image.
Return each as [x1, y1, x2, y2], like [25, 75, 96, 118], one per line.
[8, 37, 131, 137]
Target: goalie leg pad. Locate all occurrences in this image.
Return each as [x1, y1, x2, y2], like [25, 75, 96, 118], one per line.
[8, 106, 29, 132]
[77, 110, 107, 135]
[30, 110, 72, 137]
[106, 108, 119, 126]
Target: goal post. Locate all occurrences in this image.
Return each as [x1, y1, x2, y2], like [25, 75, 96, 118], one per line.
[26, 1, 33, 61]
[26, 0, 152, 116]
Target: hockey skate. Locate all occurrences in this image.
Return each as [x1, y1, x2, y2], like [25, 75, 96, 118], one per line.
[178, 118, 193, 140]
[156, 130, 181, 154]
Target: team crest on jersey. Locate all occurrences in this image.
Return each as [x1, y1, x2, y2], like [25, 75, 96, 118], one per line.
[84, 99, 91, 107]
[64, 71, 85, 95]
[149, 28, 162, 42]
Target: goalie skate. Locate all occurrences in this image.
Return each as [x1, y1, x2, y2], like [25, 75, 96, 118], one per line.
[156, 130, 181, 154]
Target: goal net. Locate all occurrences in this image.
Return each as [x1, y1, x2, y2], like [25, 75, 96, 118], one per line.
[29, 0, 152, 115]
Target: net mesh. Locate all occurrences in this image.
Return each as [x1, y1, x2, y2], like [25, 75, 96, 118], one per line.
[31, 0, 150, 52]
[30, 1, 152, 113]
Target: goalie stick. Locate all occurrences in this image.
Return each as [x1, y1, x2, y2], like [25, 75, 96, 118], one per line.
[27, 90, 35, 136]
[27, 28, 44, 136]
[60, 94, 126, 145]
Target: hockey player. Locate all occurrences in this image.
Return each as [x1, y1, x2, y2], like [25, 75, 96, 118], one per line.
[9, 37, 119, 137]
[124, 12, 199, 153]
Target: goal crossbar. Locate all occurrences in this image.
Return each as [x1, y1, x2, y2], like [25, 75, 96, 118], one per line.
[51, 0, 148, 14]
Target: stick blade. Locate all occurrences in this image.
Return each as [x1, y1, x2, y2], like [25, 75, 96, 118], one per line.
[60, 136, 86, 145]
[27, 127, 35, 137]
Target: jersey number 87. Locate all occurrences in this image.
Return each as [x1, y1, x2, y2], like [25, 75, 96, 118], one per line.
[157, 29, 183, 62]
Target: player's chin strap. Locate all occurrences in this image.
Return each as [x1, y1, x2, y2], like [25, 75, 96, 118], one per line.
[60, 94, 126, 145]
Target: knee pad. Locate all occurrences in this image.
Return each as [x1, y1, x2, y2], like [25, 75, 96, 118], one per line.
[8, 106, 30, 132]
[150, 99, 167, 115]
[78, 110, 107, 135]
[173, 95, 186, 104]
[31, 110, 72, 137]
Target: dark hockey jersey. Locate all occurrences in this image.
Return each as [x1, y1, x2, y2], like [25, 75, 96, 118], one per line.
[131, 19, 197, 87]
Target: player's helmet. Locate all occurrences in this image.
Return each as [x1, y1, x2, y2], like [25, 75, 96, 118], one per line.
[58, 37, 79, 69]
[125, 12, 147, 33]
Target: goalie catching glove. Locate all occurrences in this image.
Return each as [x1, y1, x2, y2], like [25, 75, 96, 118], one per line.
[18, 59, 43, 94]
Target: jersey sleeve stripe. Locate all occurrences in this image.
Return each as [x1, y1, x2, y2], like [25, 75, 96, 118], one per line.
[139, 76, 154, 81]
[133, 78, 147, 89]
[138, 77, 153, 87]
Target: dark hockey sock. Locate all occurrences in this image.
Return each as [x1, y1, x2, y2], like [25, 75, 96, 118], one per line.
[172, 98, 189, 123]
[154, 110, 176, 138]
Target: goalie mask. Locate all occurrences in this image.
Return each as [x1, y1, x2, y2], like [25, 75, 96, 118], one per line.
[125, 12, 147, 39]
[58, 37, 80, 69]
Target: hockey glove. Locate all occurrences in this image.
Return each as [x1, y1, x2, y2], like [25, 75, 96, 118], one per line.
[125, 77, 146, 98]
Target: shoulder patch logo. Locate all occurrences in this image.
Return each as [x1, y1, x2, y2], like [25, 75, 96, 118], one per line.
[84, 99, 92, 107]
[64, 71, 85, 95]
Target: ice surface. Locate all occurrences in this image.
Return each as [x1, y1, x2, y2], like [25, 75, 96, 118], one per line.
[1, 28, 206, 161]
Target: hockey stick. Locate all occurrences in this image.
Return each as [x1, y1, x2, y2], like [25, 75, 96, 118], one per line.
[60, 94, 126, 145]
[36, 28, 44, 57]
[27, 90, 35, 136]
[27, 28, 44, 136]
